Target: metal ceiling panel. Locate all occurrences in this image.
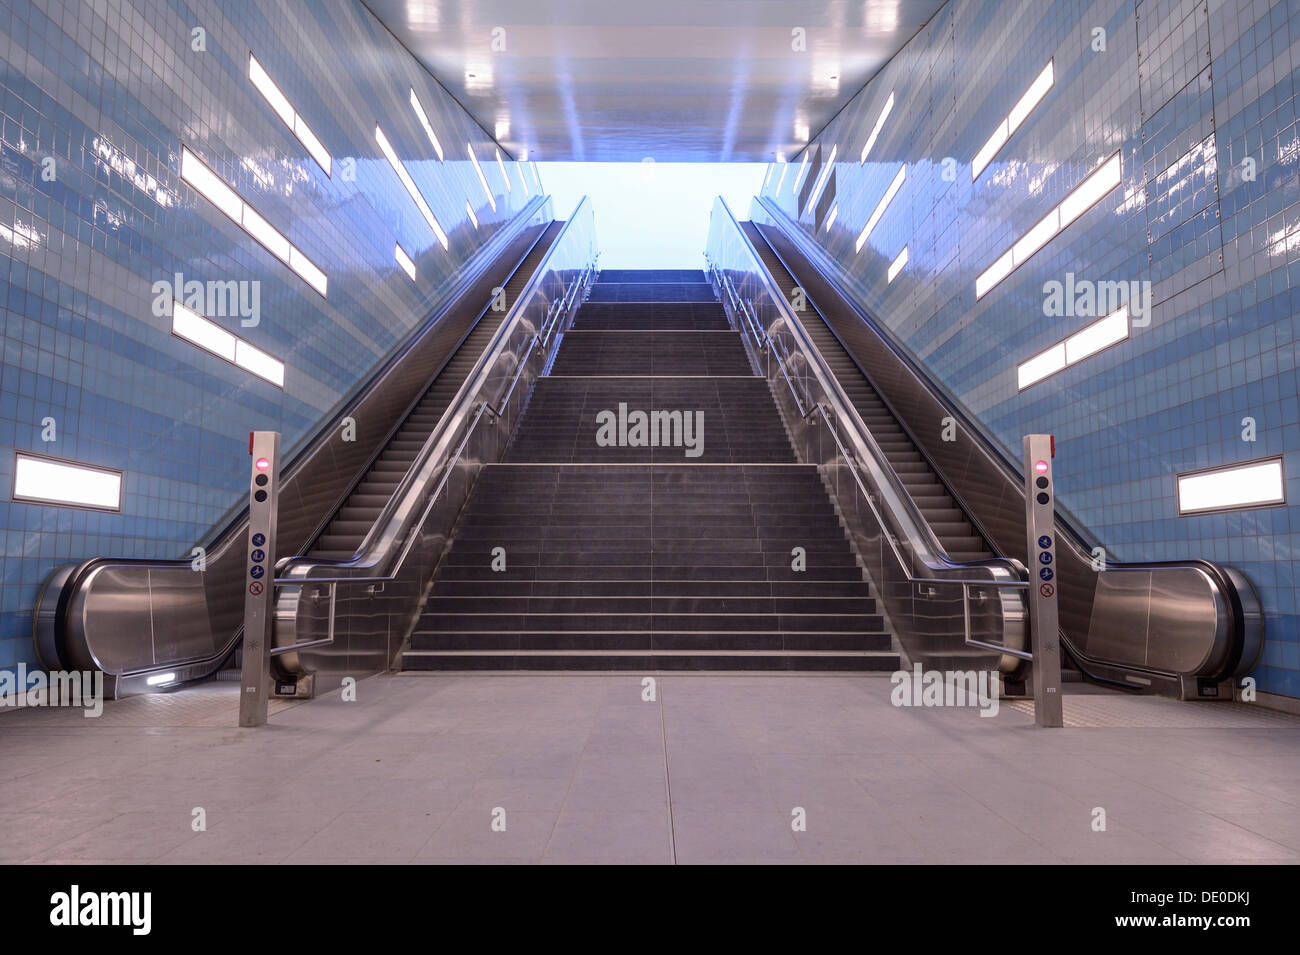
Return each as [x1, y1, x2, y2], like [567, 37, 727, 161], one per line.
[363, 1, 945, 161]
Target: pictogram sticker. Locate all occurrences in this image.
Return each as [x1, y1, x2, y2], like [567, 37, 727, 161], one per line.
[1040, 582, 1055, 598]
[249, 580, 264, 596]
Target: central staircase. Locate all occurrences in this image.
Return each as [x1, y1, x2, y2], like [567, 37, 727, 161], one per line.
[402, 269, 899, 671]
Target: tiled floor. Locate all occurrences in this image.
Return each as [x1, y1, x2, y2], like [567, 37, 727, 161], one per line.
[2, 674, 1299, 864]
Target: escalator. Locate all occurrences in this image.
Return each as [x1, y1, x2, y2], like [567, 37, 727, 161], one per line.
[726, 199, 1263, 699]
[744, 223, 992, 566]
[33, 202, 567, 694]
[308, 221, 562, 560]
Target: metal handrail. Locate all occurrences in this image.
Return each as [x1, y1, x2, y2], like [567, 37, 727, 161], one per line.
[269, 199, 597, 657]
[712, 197, 976, 573]
[707, 201, 1030, 662]
[288, 197, 593, 572]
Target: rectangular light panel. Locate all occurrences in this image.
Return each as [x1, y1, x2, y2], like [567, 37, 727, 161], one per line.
[975, 152, 1121, 299]
[972, 60, 1053, 181]
[805, 144, 838, 215]
[409, 88, 445, 160]
[855, 165, 906, 253]
[1178, 458, 1286, 514]
[468, 145, 497, 211]
[375, 126, 450, 249]
[1016, 306, 1130, 390]
[495, 149, 511, 192]
[172, 301, 284, 387]
[395, 243, 417, 280]
[13, 453, 122, 510]
[1016, 341, 1067, 390]
[791, 151, 810, 196]
[249, 54, 331, 175]
[860, 91, 895, 164]
[887, 245, 909, 283]
[180, 146, 328, 296]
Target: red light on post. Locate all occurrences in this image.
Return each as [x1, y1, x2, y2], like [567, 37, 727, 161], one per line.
[255, 457, 270, 472]
[1034, 460, 1049, 474]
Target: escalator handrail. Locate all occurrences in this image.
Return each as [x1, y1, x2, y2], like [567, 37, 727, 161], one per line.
[276, 196, 597, 580]
[752, 194, 1263, 683]
[710, 196, 1024, 583]
[34, 194, 553, 675]
[207, 193, 554, 562]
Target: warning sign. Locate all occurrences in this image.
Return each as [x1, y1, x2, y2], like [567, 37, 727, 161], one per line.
[249, 581, 264, 596]
[1039, 582, 1055, 598]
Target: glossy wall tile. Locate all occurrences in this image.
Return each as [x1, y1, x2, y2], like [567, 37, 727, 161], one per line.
[760, 0, 1300, 697]
[0, 0, 542, 673]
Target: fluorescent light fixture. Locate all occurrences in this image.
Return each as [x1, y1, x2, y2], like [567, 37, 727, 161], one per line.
[375, 126, 449, 249]
[234, 339, 285, 387]
[249, 54, 331, 175]
[824, 203, 838, 232]
[805, 144, 838, 215]
[1016, 341, 1066, 390]
[172, 301, 236, 361]
[775, 159, 789, 195]
[764, 163, 774, 188]
[975, 249, 1013, 298]
[13, 453, 122, 510]
[495, 149, 511, 192]
[409, 88, 444, 160]
[180, 146, 328, 296]
[1016, 306, 1129, 390]
[248, 54, 292, 126]
[465, 199, 479, 229]
[1064, 305, 1129, 364]
[517, 163, 530, 196]
[395, 243, 417, 280]
[1012, 208, 1060, 264]
[288, 247, 328, 296]
[145, 673, 177, 686]
[172, 301, 284, 387]
[468, 144, 497, 211]
[529, 162, 542, 191]
[791, 151, 810, 196]
[860, 91, 895, 164]
[887, 245, 909, 283]
[293, 121, 331, 177]
[240, 204, 291, 261]
[1060, 153, 1122, 225]
[855, 165, 906, 253]
[1178, 458, 1286, 515]
[972, 60, 1053, 181]
[180, 148, 241, 221]
[975, 152, 1121, 299]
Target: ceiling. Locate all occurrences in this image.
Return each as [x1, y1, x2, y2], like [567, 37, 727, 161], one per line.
[363, 1, 945, 162]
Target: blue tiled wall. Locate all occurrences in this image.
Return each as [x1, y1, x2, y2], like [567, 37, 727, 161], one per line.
[0, 0, 543, 674]
[761, 0, 1300, 698]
